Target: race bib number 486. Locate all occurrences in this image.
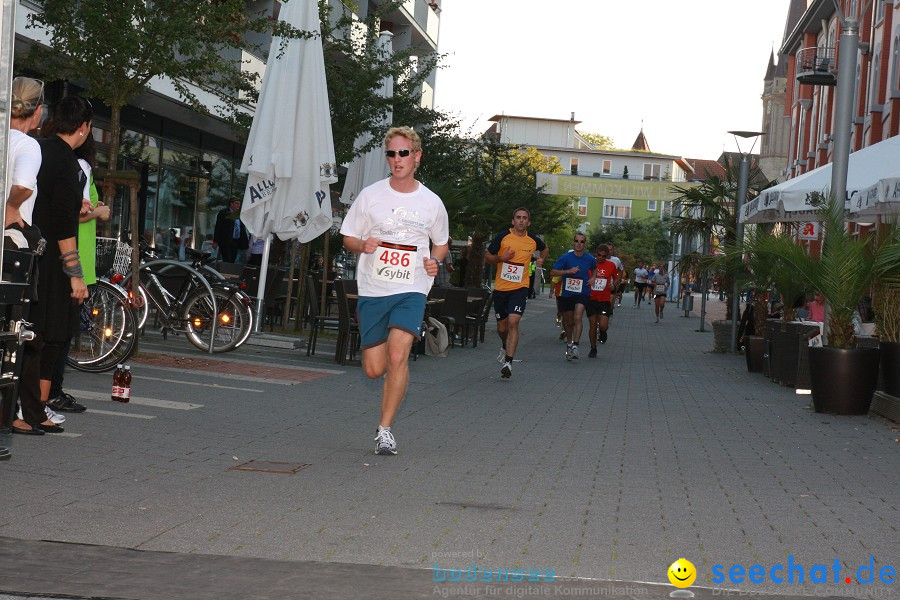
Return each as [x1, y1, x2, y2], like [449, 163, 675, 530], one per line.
[372, 242, 416, 284]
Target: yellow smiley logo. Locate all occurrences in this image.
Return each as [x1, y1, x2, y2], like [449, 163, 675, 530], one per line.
[668, 558, 697, 588]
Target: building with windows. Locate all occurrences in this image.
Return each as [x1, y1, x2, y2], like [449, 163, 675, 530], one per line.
[12, 0, 441, 256]
[780, 0, 900, 179]
[485, 114, 696, 227]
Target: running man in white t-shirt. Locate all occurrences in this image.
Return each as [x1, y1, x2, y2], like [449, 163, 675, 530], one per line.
[341, 126, 450, 456]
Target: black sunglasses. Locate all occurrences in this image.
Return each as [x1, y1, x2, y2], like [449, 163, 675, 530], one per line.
[574, 239, 586, 243]
[385, 149, 412, 158]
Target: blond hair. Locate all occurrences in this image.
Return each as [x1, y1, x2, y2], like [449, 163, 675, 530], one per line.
[11, 77, 43, 119]
[384, 126, 422, 153]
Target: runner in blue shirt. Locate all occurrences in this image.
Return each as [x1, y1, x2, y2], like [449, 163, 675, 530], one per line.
[549, 232, 596, 360]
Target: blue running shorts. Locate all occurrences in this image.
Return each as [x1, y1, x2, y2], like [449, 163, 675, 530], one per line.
[357, 292, 426, 348]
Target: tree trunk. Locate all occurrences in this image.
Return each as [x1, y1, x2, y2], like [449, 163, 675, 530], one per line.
[105, 104, 123, 205]
[465, 231, 487, 288]
[753, 293, 767, 336]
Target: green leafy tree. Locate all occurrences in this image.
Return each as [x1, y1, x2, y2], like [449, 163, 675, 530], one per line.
[587, 219, 671, 269]
[577, 131, 615, 150]
[422, 140, 574, 287]
[27, 0, 309, 179]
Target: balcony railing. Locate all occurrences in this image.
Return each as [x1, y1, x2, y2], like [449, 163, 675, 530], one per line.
[562, 170, 689, 183]
[797, 46, 837, 85]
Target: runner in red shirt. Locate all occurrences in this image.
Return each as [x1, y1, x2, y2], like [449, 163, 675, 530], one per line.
[587, 244, 620, 358]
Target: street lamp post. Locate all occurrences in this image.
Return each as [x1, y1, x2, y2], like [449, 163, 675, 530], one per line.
[727, 131, 764, 354]
[829, 0, 872, 221]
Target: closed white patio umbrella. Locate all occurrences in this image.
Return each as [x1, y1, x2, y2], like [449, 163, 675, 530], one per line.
[240, 0, 337, 331]
[339, 31, 393, 205]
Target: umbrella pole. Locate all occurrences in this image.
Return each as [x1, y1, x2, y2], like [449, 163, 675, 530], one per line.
[320, 232, 329, 317]
[253, 236, 272, 334]
[282, 239, 298, 328]
[294, 243, 310, 332]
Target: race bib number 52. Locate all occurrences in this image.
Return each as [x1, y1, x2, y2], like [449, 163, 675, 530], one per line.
[372, 242, 416, 284]
[500, 262, 525, 283]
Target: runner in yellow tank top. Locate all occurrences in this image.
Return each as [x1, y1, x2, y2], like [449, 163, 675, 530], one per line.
[484, 207, 548, 379]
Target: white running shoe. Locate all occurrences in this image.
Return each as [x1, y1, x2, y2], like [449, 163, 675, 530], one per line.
[565, 345, 572, 361]
[571, 344, 580, 359]
[500, 360, 512, 379]
[45, 406, 66, 424]
[497, 347, 506, 363]
[374, 428, 397, 455]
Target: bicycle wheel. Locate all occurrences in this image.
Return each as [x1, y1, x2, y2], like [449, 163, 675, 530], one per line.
[68, 280, 138, 372]
[181, 288, 252, 353]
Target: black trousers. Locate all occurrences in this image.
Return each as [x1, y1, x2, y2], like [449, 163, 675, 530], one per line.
[18, 335, 65, 426]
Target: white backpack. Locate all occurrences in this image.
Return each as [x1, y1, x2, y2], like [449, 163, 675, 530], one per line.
[424, 317, 449, 357]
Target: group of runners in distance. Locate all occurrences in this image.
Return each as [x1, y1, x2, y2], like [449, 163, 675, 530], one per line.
[341, 128, 670, 456]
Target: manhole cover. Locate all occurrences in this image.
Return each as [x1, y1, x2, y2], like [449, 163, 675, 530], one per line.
[229, 460, 310, 474]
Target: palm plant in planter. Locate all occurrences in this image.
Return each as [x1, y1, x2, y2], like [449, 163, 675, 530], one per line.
[872, 242, 900, 396]
[756, 197, 900, 414]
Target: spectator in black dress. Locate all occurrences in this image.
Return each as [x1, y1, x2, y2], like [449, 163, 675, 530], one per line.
[13, 96, 92, 435]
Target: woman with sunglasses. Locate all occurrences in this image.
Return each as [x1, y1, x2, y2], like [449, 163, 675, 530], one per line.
[12, 96, 93, 435]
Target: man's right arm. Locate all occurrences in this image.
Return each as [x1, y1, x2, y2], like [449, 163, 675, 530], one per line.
[343, 235, 381, 255]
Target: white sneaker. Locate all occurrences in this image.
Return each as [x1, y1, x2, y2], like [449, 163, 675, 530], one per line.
[45, 405, 66, 424]
[571, 344, 580, 359]
[500, 360, 512, 379]
[497, 347, 506, 363]
[374, 428, 397, 455]
[565, 345, 572, 361]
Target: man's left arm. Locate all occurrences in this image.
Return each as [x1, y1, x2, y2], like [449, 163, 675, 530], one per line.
[426, 243, 449, 277]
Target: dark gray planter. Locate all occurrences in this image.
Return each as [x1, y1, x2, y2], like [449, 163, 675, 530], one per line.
[880, 341, 900, 396]
[745, 335, 765, 372]
[809, 346, 881, 415]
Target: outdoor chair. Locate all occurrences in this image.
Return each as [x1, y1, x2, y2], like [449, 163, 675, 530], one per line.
[437, 288, 477, 347]
[305, 275, 340, 356]
[334, 279, 360, 365]
[465, 288, 492, 348]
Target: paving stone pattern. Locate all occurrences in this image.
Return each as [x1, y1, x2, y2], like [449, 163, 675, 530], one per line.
[0, 295, 896, 599]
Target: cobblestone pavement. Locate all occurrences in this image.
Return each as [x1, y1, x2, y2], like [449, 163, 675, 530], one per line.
[0, 295, 896, 600]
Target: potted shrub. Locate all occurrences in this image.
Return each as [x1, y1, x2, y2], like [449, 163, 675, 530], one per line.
[757, 197, 898, 414]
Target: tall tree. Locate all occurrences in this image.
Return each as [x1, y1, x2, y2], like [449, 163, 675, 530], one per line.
[577, 131, 616, 150]
[669, 155, 773, 320]
[587, 219, 671, 267]
[319, 0, 445, 165]
[27, 0, 309, 181]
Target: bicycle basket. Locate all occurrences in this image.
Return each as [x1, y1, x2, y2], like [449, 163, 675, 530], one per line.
[112, 241, 133, 275]
[95, 237, 118, 276]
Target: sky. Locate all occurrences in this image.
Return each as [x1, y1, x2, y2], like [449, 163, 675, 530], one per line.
[433, 0, 793, 160]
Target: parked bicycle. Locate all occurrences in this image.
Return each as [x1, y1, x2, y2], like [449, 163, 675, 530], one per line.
[67, 239, 138, 372]
[68, 238, 253, 372]
[120, 238, 254, 353]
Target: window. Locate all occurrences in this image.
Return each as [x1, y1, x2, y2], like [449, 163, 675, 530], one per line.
[570, 158, 579, 175]
[602, 160, 611, 175]
[642, 163, 661, 181]
[578, 197, 588, 217]
[603, 199, 631, 219]
[662, 201, 672, 219]
[647, 200, 658, 212]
